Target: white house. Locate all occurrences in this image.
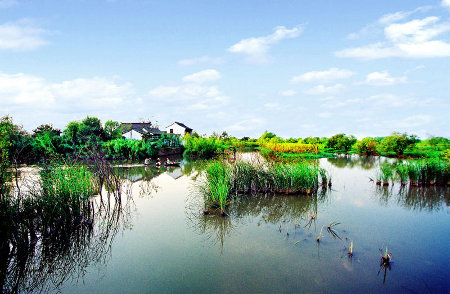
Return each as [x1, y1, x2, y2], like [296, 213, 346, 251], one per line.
[121, 123, 162, 140]
[165, 122, 193, 136]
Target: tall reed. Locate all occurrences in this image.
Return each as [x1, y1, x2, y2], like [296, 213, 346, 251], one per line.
[40, 162, 96, 224]
[198, 159, 325, 214]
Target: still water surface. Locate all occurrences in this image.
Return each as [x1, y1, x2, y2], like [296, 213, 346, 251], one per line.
[20, 156, 450, 293]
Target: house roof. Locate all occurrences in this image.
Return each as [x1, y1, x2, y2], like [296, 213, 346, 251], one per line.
[166, 122, 192, 131]
[121, 123, 162, 135]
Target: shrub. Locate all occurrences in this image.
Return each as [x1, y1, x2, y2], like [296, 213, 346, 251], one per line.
[326, 134, 356, 153]
[354, 137, 378, 155]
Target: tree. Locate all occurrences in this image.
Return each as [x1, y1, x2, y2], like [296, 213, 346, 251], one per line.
[104, 120, 122, 141]
[355, 137, 378, 155]
[63, 121, 81, 146]
[326, 134, 357, 153]
[0, 116, 13, 197]
[33, 124, 61, 137]
[377, 132, 419, 155]
[258, 131, 277, 142]
[78, 116, 104, 141]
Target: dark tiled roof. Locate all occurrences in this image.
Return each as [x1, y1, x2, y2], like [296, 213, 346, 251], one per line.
[167, 122, 192, 131]
[120, 123, 162, 135]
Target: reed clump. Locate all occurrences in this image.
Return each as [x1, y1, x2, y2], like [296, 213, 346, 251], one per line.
[39, 162, 97, 225]
[376, 159, 449, 187]
[400, 159, 449, 186]
[199, 159, 326, 215]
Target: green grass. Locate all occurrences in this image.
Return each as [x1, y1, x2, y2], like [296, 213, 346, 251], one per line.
[376, 158, 449, 186]
[198, 159, 326, 214]
[39, 162, 97, 223]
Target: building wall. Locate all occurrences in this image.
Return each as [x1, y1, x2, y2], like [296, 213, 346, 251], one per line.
[123, 130, 143, 140]
[165, 124, 187, 136]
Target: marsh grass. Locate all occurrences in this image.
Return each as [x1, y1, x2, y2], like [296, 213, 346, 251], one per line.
[198, 159, 325, 215]
[379, 163, 393, 185]
[378, 159, 449, 187]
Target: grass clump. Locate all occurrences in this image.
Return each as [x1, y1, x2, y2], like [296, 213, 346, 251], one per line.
[375, 159, 449, 187]
[200, 161, 231, 215]
[39, 162, 97, 223]
[379, 162, 393, 185]
[198, 159, 326, 215]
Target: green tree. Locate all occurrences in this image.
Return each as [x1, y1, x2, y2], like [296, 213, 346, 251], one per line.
[78, 116, 104, 142]
[104, 120, 122, 141]
[63, 121, 81, 146]
[258, 131, 277, 143]
[33, 124, 61, 137]
[326, 134, 357, 153]
[377, 132, 419, 155]
[354, 137, 378, 155]
[0, 116, 13, 197]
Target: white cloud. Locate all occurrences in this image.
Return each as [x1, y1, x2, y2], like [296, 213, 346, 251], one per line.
[280, 90, 296, 97]
[367, 94, 434, 107]
[178, 56, 224, 66]
[228, 25, 303, 64]
[0, 19, 49, 51]
[51, 77, 133, 109]
[148, 73, 229, 111]
[442, 0, 450, 7]
[337, 15, 450, 59]
[347, 6, 431, 39]
[0, 72, 134, 111]
[361, 71, 407, 86]
[394, 114, 432, 128]
[263, 102, 284, 110]
[182, 69, 222, 84]
[318, 112, 332, 118]
[291, 68, 355, 83]
[225, 118, 264, 132]
[304, 84, 345, 95]
[0, 0, 18, 9]
[148, 86, 179, 97]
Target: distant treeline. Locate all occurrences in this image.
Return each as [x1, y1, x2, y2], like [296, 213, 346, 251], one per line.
[183, 131, 449, 159]
[0, 115, 181, 163]
[1, 116, 449, 164]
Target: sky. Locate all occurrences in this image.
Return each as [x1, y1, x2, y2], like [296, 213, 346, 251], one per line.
[0, 0, 449, 139]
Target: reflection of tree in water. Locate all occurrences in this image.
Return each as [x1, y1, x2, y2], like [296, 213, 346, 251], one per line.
[375, 185, 448, 211]
[328, 155, 377, 170]
[186, 189, 328, 252]
[0, 191, 135, 293]
[115, 166, 167, 183]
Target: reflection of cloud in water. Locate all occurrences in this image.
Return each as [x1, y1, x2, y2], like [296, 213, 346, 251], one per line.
[351, 199, 364, 208]
[185, 191, 328, 252]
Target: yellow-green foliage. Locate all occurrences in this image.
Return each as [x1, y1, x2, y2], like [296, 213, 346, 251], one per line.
[262, 142, 320, 154]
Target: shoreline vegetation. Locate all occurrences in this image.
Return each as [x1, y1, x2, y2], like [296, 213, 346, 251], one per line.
[1, 115, 448, 166]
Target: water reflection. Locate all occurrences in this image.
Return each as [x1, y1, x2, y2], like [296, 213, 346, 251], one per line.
[186, 189, 329, 252]
[327, 155, 377, 170]
[375, 185, 449, 211]
[0, 190, 135, 293]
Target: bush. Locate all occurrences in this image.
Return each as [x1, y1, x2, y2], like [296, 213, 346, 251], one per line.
[354, 137, 378, 155]
[102, 138, 158, 159]
[183, 134, 227, 158]
[326, 134, 357, 153]
[377, 132, 419, 156]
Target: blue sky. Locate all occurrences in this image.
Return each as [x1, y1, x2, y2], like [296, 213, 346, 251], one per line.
[0, 0, 449, 138]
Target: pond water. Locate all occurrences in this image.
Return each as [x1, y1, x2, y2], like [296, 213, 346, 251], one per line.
[8, 156, 450, 293]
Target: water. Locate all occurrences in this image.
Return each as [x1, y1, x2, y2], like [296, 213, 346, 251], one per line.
[6, 156, 450, 293]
